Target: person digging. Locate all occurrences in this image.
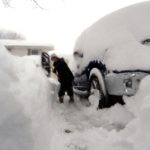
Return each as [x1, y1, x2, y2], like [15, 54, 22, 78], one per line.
[51, 53, 74, 103]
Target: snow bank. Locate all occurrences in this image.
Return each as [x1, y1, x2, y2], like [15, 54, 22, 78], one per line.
[74, 2, 150, 71]
[1, 39, 150, 150]
[1, 2, 150, 148]
[0, 43, 53, 150]
[50, 75, 150, 150]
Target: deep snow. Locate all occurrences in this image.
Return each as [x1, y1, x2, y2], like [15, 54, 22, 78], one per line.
[1, 2, 150, 150]
[0, 44, 53, 150]
[1, 43, 150, 150]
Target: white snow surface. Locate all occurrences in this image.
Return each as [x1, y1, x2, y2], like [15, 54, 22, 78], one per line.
[74, 2, 150, 71]
[1, 2, 150, 149]
[0, 45, 53, 150]
[1, 41, 150, 150]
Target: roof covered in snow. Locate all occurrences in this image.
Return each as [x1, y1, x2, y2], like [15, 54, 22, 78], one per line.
[0, 39, 54, 51]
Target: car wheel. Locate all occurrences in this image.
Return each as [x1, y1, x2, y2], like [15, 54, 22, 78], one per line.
[89, 68, 107, 109]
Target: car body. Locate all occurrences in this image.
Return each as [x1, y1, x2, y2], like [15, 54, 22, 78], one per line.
[72, 2, 150, 108]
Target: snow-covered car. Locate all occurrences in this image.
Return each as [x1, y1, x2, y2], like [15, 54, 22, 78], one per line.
[73, 2, 150, 109]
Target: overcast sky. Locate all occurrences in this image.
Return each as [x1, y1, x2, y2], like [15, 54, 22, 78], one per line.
[0, 0, 146, 54]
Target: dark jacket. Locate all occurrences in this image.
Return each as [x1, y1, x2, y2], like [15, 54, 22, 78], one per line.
[53, 58, 74, 84]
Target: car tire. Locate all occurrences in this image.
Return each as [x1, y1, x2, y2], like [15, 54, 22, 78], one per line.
[89, 68, 108, 109]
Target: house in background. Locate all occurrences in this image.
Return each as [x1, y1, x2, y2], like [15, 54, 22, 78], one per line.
[0, 39, 54, 56]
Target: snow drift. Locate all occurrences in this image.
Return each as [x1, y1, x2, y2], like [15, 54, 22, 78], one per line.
[0, 43, 53, 150]
[1, 32, 150, 150]
[1, 2, 150, 150]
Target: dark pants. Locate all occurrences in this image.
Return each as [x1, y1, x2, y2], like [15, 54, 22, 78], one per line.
[58, 82, 73, 98]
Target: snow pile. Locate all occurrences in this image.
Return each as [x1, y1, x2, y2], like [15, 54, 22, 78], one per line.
[1, 40, 150, 150]
[49, 75, 150, 150]
[74, 2, 150, 71]
[1, 2, 150, 147]
[0, 44, 53, 150]
[66, 3, 150, 148]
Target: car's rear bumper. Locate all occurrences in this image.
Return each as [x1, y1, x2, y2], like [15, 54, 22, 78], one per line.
[105, 72, 149, 96]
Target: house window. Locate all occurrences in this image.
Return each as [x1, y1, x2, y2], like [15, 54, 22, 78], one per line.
[31, 49, 39, 55]
[7, 48, 12, 52]
[28, 49, 39, 55]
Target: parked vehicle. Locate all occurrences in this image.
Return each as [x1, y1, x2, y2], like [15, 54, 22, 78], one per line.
[41, 52, 51, 77]
[73, 2, 150, 109]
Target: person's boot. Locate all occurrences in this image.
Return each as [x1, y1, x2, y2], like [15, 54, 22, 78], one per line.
[69, 96, 74, 103]
[59, 96, 64, 103]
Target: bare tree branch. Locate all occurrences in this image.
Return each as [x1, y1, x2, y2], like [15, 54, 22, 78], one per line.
[2, 0, 44, 9]
[2, 0, 12, 7]
[31, 0, 44, 9]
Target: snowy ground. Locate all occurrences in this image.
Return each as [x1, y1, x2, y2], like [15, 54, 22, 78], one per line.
[1, 2, 150, 150]
[49, 77, 150, 150]
[1, 43, 150, 150]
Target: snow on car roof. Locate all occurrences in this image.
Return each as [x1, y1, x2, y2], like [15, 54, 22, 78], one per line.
[74, 2, 150, 71]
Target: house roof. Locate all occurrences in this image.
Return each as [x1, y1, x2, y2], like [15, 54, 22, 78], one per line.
[0, 39, 54, 51]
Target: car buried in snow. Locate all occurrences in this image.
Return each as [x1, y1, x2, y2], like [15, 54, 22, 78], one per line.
[72, 2, 150, 109]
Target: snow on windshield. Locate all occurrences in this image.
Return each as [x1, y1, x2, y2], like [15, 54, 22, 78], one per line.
[74, 2, 150, 71]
